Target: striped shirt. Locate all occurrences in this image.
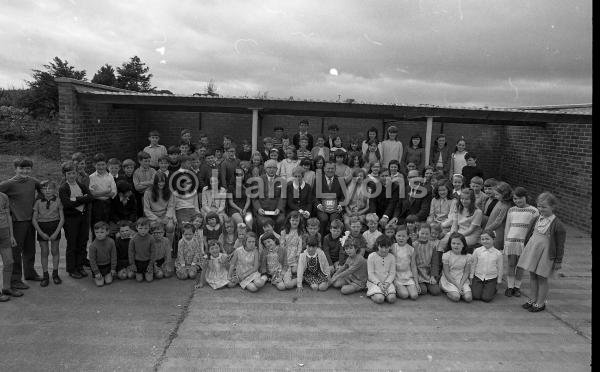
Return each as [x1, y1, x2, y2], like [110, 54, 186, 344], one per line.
[412, 240, 439, 283]
[504, 206, 539, 249]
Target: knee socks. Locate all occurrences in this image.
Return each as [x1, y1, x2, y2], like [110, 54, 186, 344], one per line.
[506, 276, 515, 288]
[2, 263, 12, 289]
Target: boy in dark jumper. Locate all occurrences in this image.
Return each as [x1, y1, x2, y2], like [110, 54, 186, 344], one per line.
[88, 222, 117, 287]
[115, 221, 134, 279]
[128, 217, 156, 282]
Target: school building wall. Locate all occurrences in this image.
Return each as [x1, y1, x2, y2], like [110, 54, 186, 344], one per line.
[58, 82, 591, 232]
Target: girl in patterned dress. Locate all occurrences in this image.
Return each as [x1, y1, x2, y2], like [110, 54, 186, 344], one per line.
[175, 224, 202, 280]
[297, 235, 330, 292]
[260, 232, 288, 290]
[392, 226, 420, 300]
[503, 187, 539, 297]
[518, 192, 566, 313]
[280, 211, 305, 289]
[440, 232, 473, 302]
[366, 235, 397, 304]
[199, 239, 230, 289]
[228, 232, 266, 292]
[219, 217, 237, 257]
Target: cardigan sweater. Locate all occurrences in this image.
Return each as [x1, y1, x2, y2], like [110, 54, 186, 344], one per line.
[58, 181, 94, 217]
[524, 215, 567, 264]
[430, 145, 452, 173]
[297, 248, 331, 285]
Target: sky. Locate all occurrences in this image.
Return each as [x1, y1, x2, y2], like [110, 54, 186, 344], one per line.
[0, 0, 592, 107]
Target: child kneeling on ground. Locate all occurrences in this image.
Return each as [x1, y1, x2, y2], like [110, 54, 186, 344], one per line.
[470, 231, 503, 302]
[128, 217, 156, 282]
[330, 241, 368, 294]
[260, 232, 288, 291]
[88, 222, 117, 287]
[115, 221, 134, 279]
[228, 232, 266, 292]
[297, 235, 330, 293]
[198, 239, 230, 289]
[366, 235, 397, 304]
[151, 221, 173, 279]
[176, 224, 202, 280]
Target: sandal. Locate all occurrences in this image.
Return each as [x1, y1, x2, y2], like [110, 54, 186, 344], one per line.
[528, 303, 546, 312]
[522, 300, 534, 309]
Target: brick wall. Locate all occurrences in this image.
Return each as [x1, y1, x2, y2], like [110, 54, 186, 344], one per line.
[499, 123, 592, 232]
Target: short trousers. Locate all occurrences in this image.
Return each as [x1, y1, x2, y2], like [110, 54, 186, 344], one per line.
[135, 260, 150, 274]
[97, 263, 111, 276]
[0, 227, 11, 250]
[155, 257, 165, 267]
[116, 259, 130, 272]
[37, 220, 61, 241]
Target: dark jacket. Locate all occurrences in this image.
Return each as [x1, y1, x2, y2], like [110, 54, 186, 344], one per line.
[110, 194, 138, 223]
[251, 175, 286, 212]
[293, 133, 314, 151]
[59, 181, 93, 217]
[313, 173, 344, 211]
[286, 182, 314, 216]
[385, 185, 431, 223]
[430, 145, 452, 174]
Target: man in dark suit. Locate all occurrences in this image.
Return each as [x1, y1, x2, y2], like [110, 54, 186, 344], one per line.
[251, 159, 286, 231]
[292, 120, 314, 151]
[314, 161, 344, 236]
[380, 170, 431, 227]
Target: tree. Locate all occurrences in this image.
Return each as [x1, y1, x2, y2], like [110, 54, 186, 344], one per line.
[91, 64, 117, 87]
[206, 79, 219, 97]
[24, 57, 87, 117]
[116, 56, 154, 92]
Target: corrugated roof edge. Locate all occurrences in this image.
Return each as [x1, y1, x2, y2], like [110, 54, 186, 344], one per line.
[64, 78, 591, 116]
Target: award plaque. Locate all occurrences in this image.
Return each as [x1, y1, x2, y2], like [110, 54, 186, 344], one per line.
[323, 199, 338, 213]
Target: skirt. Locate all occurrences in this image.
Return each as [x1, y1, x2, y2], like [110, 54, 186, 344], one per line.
[517, 231, 553, 278]
[504, 241, 525, 256]
[366, 280, 397, 297]
[303, 269, 328, 286]
[240, 271, 261, 289]
[37, 220, 61, 241]
[440, 274, 471, 293]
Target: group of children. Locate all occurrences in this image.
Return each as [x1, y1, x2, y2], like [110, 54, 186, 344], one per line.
[0, 123, 566, 313]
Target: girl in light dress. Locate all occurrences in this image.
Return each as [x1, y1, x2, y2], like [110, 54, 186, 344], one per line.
[427, 180, 456, 224]
[366, 235, 397, 304]
[391, 226, 420, 300]
[518, 192, 566, 313]
[378, 125, 403, 171]
[198, 239, 230, 289]
[280, 211, 306, 289]
[449, 138, 468, 177]
[227, 232, 266, 292]
[259, 232, 288, 290]
[503, 187, 539, 298]
[440, 232, 473, 302]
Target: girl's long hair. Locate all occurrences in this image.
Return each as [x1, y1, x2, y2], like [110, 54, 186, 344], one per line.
[409, 133, 424, 149]
[151, 171, 171, 202]
[457, 188, 476, 216]
[446, 232, 469, 255]
[364, 126, 379, 143]
[282, 210, 306, 234]
[362, 139, 381, 165]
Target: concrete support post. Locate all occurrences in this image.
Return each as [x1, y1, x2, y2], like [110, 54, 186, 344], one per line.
[251, 109, 259, 152]
[424, 117, 433, 165]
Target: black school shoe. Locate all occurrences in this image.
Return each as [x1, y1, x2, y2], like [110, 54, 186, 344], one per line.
[2, 288, 24, 297]
[78, 268, 88, 277]
[522, 300, 534, 309]
[504, 288, 513, 297]
[68, 271, 83, 279]
[25, 272, 43, 281]
[513, 288, 522, 297]
[52, 271, 62, 285]
[11, 281, 29, 290]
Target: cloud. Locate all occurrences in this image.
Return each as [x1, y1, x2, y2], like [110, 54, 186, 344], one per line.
[0, 0, 591, 107]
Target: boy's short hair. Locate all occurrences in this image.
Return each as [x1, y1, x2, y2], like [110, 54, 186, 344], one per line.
[483, 178, 498, 188]
[315, 133, 326, 140]
[327, 124, 339, 131]
[429, 221, 442, 232]
[306, 234, 320, 247]
[481, 229, 496, 239]
[93, 221, 109, 231]
[182, 223, 196, 233]
[299, 120, 309, 126]
[405, 215, 419, 224]
[199, 132, 208, 139]
[116, 180, 132, 194]
[122, 159, 136, 168]
[395, 224, 408, 233]
[179, 139, 191, 147]
[470, 176, 484, 185]
[263, 136, 273, 144]
[204, 148, 215, 157]
[464, 151, 477, 160]
[179, 154, 192, 164]
[281, 134, 290, 140]
[40, 180, 57, 190]
[148, 130, 160, 137]
[300, 159, 312, 167]
[273, 126, 284, 132]
[334, 149, 345, 158]
[260, 232, 280, 245]
[181, 128, 192, 136]
[306, 217, 320, 228]
[365, 213, 379, 223]
[136, 217, 150, 227]
[237, 222, 247, 230]
[107, 158, 121, 166]
[299, 135, 308, 142]
[384, 222, 397, 231]
[93, 153, 106, 164]
[157, 155, 170, 164]
[223, 135, 232, 141]
[349, 216, 362, 225]
[329, 219, 344, 230]
[71, 152, 86, 163]
[375, 234, 393, 248]
[261, 220, 273, 228]
[167, 145, 180, 155]
[190, 213, 204, 222]
[150, 221, 165, 232]
[269, 148, 279, 154]
[118, 220, 133, 229]
[418, 222, 431, 232]
[61, 161, 76, 174]
[137, 151, 151, 161]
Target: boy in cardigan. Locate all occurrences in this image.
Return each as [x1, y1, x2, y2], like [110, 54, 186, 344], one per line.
[128, 217, 156, 282]
[0, 157, 43, 288]
[412, 223, 441, 295]
[322, 219, 344, 271]
[88, 222, 117, 287]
